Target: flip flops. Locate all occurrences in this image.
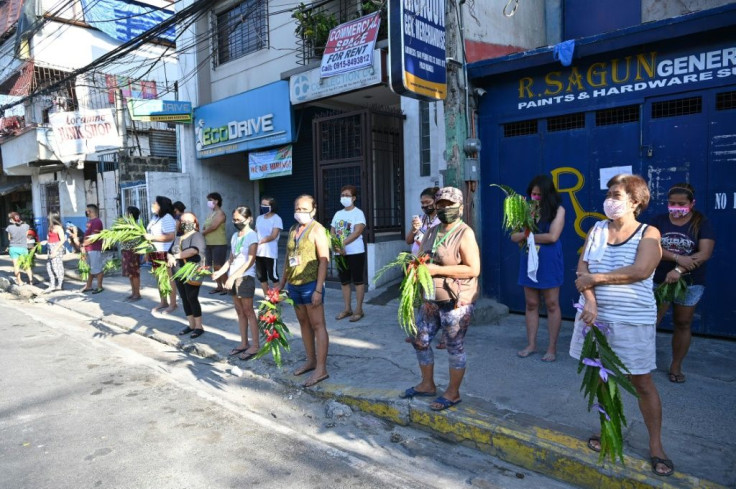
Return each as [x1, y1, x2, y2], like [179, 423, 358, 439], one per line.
[349, 312, 364, 322]
[335, 310, 353, 320]
[302, 374, 329, 388]
[92, 287, 105, 294]
[429, 396, 462, 411]
[651, 457, 675, 477]
[668, 372, 686, 383]
[399, 387, 437, 399]
[229, 346, 249, 357]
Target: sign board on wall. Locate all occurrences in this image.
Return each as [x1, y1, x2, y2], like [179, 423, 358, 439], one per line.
[193, 81, 294, 159]
[291, 50, 383, 104]
[248, 145, 293, 180]
[49, 108, 120, 159]
[388, 0, 447, 100]
[128, 99, 192, 123]
[320, 12, 381, 78]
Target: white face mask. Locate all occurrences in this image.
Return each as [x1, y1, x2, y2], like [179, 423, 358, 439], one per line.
[603, 198, 630, 220]
[340, 196, 353, 208]
[294, 211, 313, 225]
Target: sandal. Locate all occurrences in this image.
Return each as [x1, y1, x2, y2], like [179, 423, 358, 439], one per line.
[399, 386, 436, 399]
[429, 396, 462, 411]
[668, 372, 686, 383]
[348, 312, 364, 322]
[335, 310, 353, 320]
[651, 456, 674, 477]
[587, 436, 601, 452]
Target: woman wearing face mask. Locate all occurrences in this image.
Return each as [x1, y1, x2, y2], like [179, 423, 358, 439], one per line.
[401, 187, 480, 413]
[406, 187, 440, 255]
[651, 183, 714, 384]
[510, 175, 565, 362]
[145, 196, 177, 314]
[202, 192, 228, 295]
[277, 195, 330, 388]
[255, 196, 282, 296]
[571, 174, 673, 477]
[167, 212, 207, 339]
[213, 206, 260, 360]
[330, 185, 367, 322]
[6, 212, 33, 285]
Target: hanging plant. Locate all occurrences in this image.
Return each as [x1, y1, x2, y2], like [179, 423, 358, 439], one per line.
[489, 184, 538, 235]
[292, 3, 338, 56]
[253, 288, 294, 367]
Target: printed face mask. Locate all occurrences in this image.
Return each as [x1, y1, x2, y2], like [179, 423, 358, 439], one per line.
[340, 196, 353, 208]
[294, 212, 312, 225]
[603, 198, 629, 220]
[181, 222, 196, 233]
[530, 195, 542, 201]
[668, 206, 691, 219]
[436, 206, 461, 224]
[260, 205, 271, 215]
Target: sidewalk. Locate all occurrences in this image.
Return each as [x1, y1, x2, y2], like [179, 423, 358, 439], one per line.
[1, 253, 733, 489]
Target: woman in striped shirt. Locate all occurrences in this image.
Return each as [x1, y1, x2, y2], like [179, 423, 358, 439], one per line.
[570, 174, 673, 477]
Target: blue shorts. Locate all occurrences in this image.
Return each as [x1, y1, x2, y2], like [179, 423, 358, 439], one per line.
[9, 246, 28, 260]
[655, 283, 705, 307]
[286, 281, 324, 306]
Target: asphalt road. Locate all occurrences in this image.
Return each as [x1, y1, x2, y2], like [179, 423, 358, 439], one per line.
[0, 293, 574, 489]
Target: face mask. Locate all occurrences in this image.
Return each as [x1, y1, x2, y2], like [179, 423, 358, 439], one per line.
[294, 212, 313, 225]
[85, 211, 90, 217]
[207, 201, 216, 210]
[181, 222, 196, 233]
[603, 198, 629, 220]
[530, 195, 542, 201]
[421, 205, 435, 215]
[340, 196, 353, 208]
[436, 206, 461, 224]
[668, 206, 691, 219]
[233, 221, 247, 230]
[260, 205, 271, 215]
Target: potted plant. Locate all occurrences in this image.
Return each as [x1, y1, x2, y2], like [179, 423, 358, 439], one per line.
[292, 2, 338, 57]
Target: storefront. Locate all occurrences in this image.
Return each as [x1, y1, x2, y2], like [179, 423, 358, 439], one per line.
[469, 6, 736, 337]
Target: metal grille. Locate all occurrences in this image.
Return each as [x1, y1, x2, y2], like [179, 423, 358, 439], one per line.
[150, 130, 178, 171]
[215, 0, 268, 66]
[121, 184, 150, 227]
[43, 183, 60, 215]
[371, 112, 403, 233]
[503, 119, 538, 137]
[595, 105, 640, 126]
[651, 96, 702, 118]
[318, 113, 363, 161]
[97, 152, 119, 173]
[547, 112, 585, 132]
[716, 91, 736, 111]
[419, 101, 431, 176]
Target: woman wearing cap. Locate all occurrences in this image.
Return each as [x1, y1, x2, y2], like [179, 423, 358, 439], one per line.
[400, 186, 480, 412]
[651, 183, 715, 384]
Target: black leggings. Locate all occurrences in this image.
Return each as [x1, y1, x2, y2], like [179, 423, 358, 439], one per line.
[175, 280, 202, 318]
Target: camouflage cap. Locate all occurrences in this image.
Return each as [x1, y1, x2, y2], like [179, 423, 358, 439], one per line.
[435, 186, 463, 204]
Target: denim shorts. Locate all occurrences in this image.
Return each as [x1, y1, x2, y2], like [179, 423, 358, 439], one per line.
[286, 281, 324, 306]
[654, 283, 705, 307]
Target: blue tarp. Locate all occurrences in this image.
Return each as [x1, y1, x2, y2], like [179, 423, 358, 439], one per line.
[81, 0, 175, 44]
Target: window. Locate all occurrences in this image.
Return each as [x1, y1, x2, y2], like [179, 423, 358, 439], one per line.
[716, 91, 736, 111]
[547, 112, 585, 132]
[216, 0, 268, 65]
[595, 105, 639, 126]
[419, 101, 431, 177]
[651, 97, 701, 118]
[503, 119, 538, 137]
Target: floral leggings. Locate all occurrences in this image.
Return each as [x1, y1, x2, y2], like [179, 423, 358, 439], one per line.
[412, 301, 474, 369]
[46, 253, 65, 288]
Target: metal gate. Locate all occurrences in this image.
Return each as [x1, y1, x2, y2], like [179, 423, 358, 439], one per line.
[121, 183, 149, 227]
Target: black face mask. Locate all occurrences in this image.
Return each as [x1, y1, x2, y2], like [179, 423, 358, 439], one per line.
[421, 205, 435, 215]
[181, 222, 196, 233]
[85, 211, 90, 218]
[233, 221, 247, 230]
[436, 206, 461, 224]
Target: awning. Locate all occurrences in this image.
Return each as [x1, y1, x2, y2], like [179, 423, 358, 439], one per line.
[0, 180, 30, 196]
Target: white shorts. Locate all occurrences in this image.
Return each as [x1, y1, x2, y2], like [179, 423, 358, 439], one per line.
[87, 250, 103, 275]
[569, 312, 656, 375]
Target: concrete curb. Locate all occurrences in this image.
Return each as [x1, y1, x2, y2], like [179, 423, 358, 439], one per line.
[0, 274, 727, 489]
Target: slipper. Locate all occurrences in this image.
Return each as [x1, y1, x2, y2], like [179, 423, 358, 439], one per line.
[541, 353, 557, 362]
[239, 351, 257, 361]
[651, 456, 674, 477]
[178, 326, 194, 336]
[190, 329, 205, 339]
[79, 288, 93, 293]
[668, 372, 686, 383]
[517, 349, 536, 358]
[229, 347, 249, 357]
[429, 396, 462, 411]
[302, 374, 329, 388]
[92, 287, 105, 294]
[587, 436, 601, 453]
[348, 312, 364, 322]
[399, 386, 437, 399]
[209, 289, 223, 294]
[220, 290, 229, 295]
[293, 366, 316, 376]
[335, 310, 353, 320]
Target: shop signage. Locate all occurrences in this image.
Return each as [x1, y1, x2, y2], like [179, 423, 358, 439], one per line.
[321, 12, 381, 78]
[193, 81, 293, 159]
[388, 0, 447, 100]
[512, 45, 736, 113]
[127, 99, 192, 123]
[248, 144, 293, 180]
[49, 108, 120, 158]
[291, 50, 383, 104]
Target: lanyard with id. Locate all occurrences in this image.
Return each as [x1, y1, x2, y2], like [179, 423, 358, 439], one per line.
[289, 221, 315, 268]
[431, 220, 463, 256]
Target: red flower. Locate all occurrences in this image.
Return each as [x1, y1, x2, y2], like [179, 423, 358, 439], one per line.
[260, 311, 278, 324]
[266, 288, 281, 304]
[265, 329, 280, 343]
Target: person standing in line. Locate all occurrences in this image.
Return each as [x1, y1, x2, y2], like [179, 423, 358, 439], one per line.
[173, 201, 187, 236]
[511, 175, 565, 362]
[80, 204, 105, 294]
[5, 212, 33, 285]
[255, 196, 282, 296]
[145, 196, 177, 313]
[400, 187, 480, 412]
[331, 185, 367, 323]
[214, 206, 260, 360]
[571, 174, 673, 477]
[168, 212, 206, 339]
[42, 211, 66, 292]
[121, 206, 143, 302]
[277, 195, 330, 388]
[202, 192, 228, 294]
[651, 183, 715, 384]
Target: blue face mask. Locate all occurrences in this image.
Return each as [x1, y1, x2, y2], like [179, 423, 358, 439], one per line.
[260, 205, 271, 215]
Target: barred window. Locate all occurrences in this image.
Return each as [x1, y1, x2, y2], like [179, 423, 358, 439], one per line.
[651, 97, 701, 119]
[595, 105, 639, 126]
[216, 0, 268, 65]
[419, 101, 431, 176]
[716, 91, 736, 111]
[547, 112, 585, 132]
[503, 119, 538, 137]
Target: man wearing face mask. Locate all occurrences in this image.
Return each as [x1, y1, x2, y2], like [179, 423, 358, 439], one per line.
[330, 185, 367, 322]
[80, 204, 105, 293]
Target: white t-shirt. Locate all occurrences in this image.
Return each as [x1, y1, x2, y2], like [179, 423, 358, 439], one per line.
[331, 207, 366, 255]
[255, 213, 283, 258]
[230, 229, 258, 278]
[147, 214, 176, 252]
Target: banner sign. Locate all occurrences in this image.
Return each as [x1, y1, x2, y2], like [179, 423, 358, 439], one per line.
[389, 0, 447, 100]
[106, 75, 158, 103]
[248, 145, 293, 180]
[320, 12, 381, 78]
[49, 108, 120, 158]
[128, 99, 192, 123]
[193, 81, 294, 159]
[292, 49, 383, 103]
[81, 0, 175, 43]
